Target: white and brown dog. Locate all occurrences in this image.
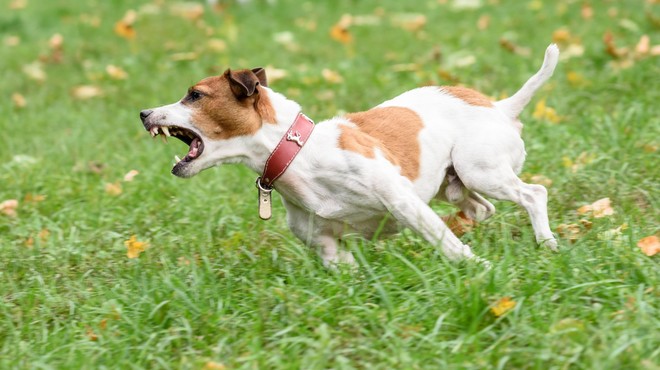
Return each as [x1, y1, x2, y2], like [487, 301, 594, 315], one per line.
[140, 44, 560, 268]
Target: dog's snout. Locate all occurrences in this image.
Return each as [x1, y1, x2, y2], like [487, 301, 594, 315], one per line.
[140, 109, 154, 122]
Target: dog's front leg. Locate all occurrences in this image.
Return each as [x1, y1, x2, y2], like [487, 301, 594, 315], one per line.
[376, 183, 491, 268]
[282, 199, 355, 268]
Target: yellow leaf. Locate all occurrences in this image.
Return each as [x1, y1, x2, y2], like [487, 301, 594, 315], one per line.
[105, 182, 122, 196]
[392, 13, 427, 33]
[321, 68, 343, 84]
[38, 229, 50, 241]
[71, 85, 103, 100]
[557, 223, 582, 241]
[24, 193, 46, 203]
[106, 65, 128, 80]
[12, 93, 27, 108]
[566, 71, 587, 87]
[264, 66, 287, 84]
[124, 235, 149, 259]
[552, 28, 572, 44]
[581, 3, 593, 20]
[477, 15, 490, 30]
[123, 170, 139, 182]
[0, 199, 18, 217]
[9, 0, 27, 10]
[532, 99, 560, 123]
[207, 39, 227, 52]
[491, 297, 516, 317]
[635, 35, 650, 55]
[637, 236, 660, 256]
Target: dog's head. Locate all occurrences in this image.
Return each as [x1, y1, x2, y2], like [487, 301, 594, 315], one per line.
[140, 68, 276, 177]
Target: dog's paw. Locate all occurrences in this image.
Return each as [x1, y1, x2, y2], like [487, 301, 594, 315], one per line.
[540, 237, 559, 252]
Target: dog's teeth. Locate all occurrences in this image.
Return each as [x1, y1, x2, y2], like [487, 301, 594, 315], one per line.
[161, 134, 168, 143]
[175, 155, 181, 163]
[150, 130, 156, 137]
[162, 127, 171, 137]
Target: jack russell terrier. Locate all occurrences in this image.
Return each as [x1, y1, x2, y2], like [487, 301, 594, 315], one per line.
[140, 44, 560, 268]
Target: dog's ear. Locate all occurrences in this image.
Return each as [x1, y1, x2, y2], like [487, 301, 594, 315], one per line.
[224, 69, 261, 99]
[251, 67, 268, 87]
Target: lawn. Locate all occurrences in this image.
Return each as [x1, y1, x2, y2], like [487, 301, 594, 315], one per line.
[1, 0, 659, 369]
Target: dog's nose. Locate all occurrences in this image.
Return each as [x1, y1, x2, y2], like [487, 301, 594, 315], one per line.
[140, 109, 153, 122]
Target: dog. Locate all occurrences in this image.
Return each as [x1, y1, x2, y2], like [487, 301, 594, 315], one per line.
[140, 44, 560, 268]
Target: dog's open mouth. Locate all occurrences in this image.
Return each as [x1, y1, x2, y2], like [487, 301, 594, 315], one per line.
[148, 125, 204, 166]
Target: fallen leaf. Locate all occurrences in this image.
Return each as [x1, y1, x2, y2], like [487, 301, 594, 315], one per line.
[114, 10, 137, 40]
[123, 170, 139, 182]
[104, 182, 122, 196]
[637, 236, 660, 256]
[125, 235, 149, 259]
[86, 327, 98, 341]
[562, 151, 595, 173]
[71, 85, 103, 100]
[577, 197, 615, 218]
[0, 199, 19, 217]
[207, 38, 227, 52]
[635, 35, 650, 55]
[9, 0, 27, 10]
[528, 174, 553, 187]
[4, 35, 20, 46]
[49, 33, 63, 50]
[557, 223, 582, 241]
[38, 229, 50, 241]
[330, 14, 353, 44]
[264, 66, 287, 83]
[391, 13, 427, 33]
[170, 52, 198, 61]
[442, 211, 475, 237]
[22, 62, 46, 82]
[581, 3, 593, 20]
[603, 31, 624, 58]
[203, 362, 226, 370]
[566, 71, 587, 87]
[321, 68, 343, 84]
[12, 93, 27, 108]
[24, 193, 46, 203]
[532, 99, 561, 123]
[499, 38, 531, 56]
[491, 297, 516, 317]
[552, 28, 572, 44]
[477, 15, 490, 30]
[169, 2, 204, 21]
[106, 65, 128, 80]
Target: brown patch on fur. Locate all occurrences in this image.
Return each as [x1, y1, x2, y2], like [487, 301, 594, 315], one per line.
[341, 107, 423, 180]
[441, 86, 493, 107]
[255, 85, 277, 124]
[189, 72, 275, 140]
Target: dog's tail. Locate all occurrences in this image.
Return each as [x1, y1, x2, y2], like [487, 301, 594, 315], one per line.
[494, 44, 559, 120]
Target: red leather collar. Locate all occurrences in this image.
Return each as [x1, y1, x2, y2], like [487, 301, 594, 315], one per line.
[257, 112, 314, 189]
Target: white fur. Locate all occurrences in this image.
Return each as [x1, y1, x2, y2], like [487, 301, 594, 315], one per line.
[143, 44, 560, 268]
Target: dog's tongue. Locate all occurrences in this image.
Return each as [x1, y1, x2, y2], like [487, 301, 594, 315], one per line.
[188, 137, 201, 159]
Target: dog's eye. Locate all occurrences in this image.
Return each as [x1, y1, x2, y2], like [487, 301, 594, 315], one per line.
[188, 90, 203, 102]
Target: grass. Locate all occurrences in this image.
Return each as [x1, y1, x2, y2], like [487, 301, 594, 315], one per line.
[1, 0, 659, 368]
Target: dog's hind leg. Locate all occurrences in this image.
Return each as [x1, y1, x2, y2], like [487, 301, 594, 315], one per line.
[454, 163, 557, 250]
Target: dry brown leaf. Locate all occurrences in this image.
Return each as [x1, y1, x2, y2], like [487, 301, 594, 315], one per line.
[581, 3, 594, 20]
[477, 15, 490, 30]
[49, 33, 63, 50]
[330, 15, 353, 44]
[499, 38, 531, 56]
[106, 65, 128, 80]
[577, 198, 615, 218]
[637, 236, 660, 256]
[442, 211, 475, 237]
[0, 199, 18, 217]
[125, 235, 149, 259]
[86, 327, 98, 341]
[114, 10, 137, 40]
[38, 229, 50, 241]
[123, 170, 139, 182]
[557, 223, 582, 241]
[12, 93, 26, 108]
[491, 297, 516, 317]
[104, 182, 122, 196]
[635, 35, 650, 55]
[71, 85, 103, 100]
[169, 2, 204, 21]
